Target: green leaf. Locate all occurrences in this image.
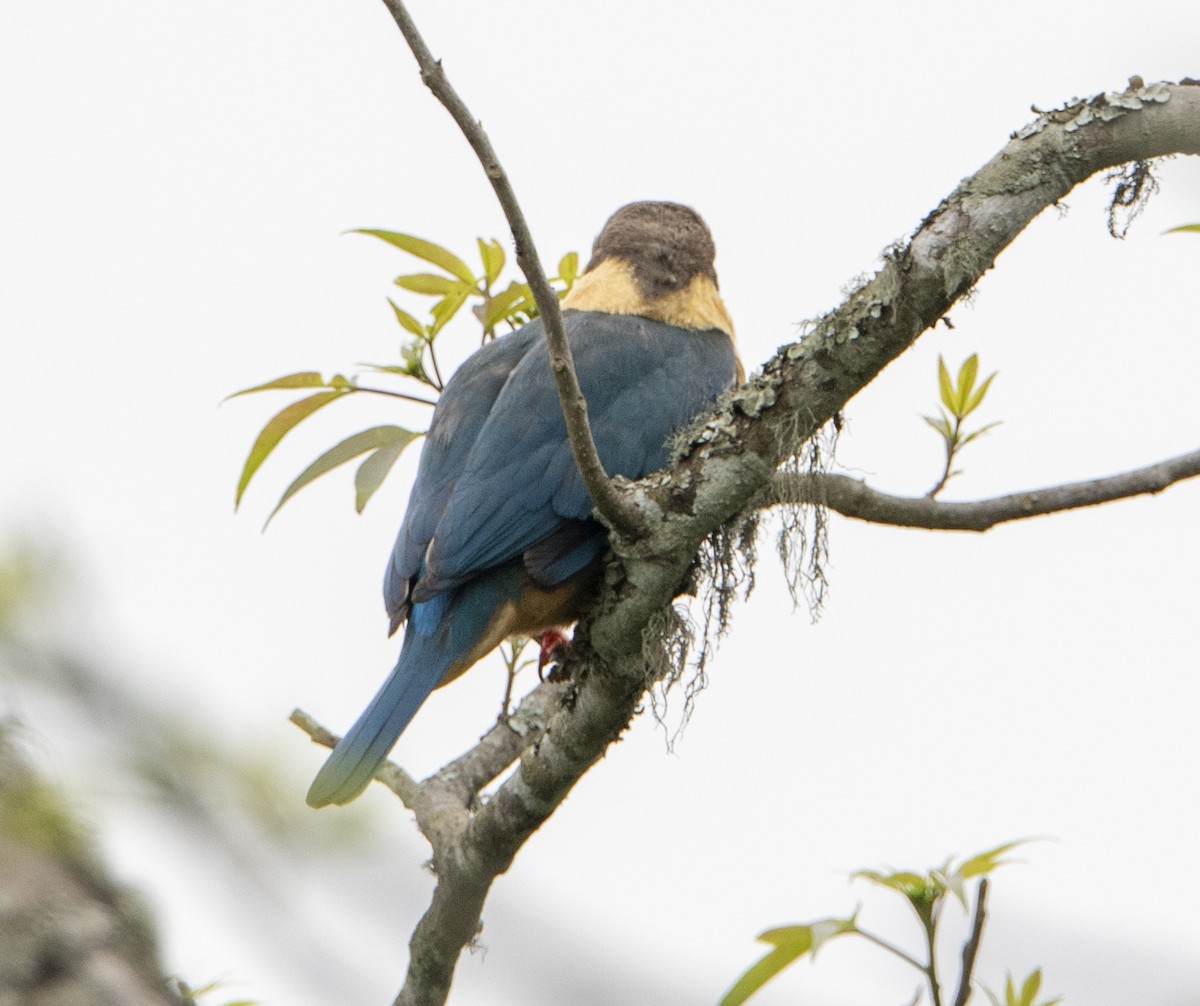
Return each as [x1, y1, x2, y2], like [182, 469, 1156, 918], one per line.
[1018, 968, 1042, 1006]
[959, 420, 1002, 448]
[358, 363, 413, 377]
[389, 300, 427, 338]
[483, 281, 535, 330]
[956, 354, 980, 412]
[922, 413, 954, 440]
[429, 282, 474, 335]
[1164, 223, 1200, 234]
[937, 355, 955, 411]
[399, 338, 429, 382]
[234, 390, 347, 507]
[226, 371, 328, 401]
[558, 250, 580, 287]
[355, 432, 420, 511]
[394, 273, 460, 296]
[719, 917, 856, 1006]
[263, 425, 417, 527]
[852, 868, 935, 900]
[962, 371, 998, 418]
[956, 839, 1028, 881]
[478, 238, 506, 285]
[356, 229, 476, 283]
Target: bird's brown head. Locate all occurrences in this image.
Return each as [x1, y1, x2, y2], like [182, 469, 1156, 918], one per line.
[562, 201, 735, 337]
[585, 201, 719, 301]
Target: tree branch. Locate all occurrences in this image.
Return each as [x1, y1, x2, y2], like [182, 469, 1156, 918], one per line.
[953, 878, 989, 1006]
[377, 0, 642, 537]
[762, 445, 1200, 530]
[346, 52, 1200, 1006]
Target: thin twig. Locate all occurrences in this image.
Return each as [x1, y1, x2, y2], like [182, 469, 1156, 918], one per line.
[289, 707, 421, 807]
[378, 0, 641, 537]
[953, 879, 990, 1006]
[764, 445, 1200, 530]
[354, 386, 439, 406]
[856, 929, 927, 972]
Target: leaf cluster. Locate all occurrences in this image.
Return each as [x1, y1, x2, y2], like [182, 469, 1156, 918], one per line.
[230, 232, 578, 524]
[720, 841, 1056, 1006]
[923, 354, 1000, 497]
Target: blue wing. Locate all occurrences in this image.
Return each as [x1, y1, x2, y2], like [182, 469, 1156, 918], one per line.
[309, 310, 737, 807]
[413, 311, 739, 601]
[383, 322, 544, 630]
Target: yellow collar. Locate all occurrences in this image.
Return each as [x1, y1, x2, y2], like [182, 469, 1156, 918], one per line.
[562, 257, 736, 339]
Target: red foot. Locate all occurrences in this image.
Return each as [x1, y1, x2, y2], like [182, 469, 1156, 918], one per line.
[538, 628, 572, 680]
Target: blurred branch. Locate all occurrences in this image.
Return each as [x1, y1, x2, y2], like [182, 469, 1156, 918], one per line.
[760, 445, 1200, 530]
[378, 0, 641, 537]
[0, 727, 183, 1006]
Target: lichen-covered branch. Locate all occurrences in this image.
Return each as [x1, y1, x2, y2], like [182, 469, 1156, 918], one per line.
[762, 444, 1200, 530]
[377, 0, 641, 537]
[345, 58, 1200, 1006]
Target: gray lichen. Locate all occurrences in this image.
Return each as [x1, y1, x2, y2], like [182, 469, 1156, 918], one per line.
[1016, 79, 1172, 139]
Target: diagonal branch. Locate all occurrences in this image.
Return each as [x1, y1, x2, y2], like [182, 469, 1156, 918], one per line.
[763, 445, 1200, 530]
[378, 0, 641, 537]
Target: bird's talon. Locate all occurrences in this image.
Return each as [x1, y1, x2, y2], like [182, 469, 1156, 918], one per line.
[537, 629, 572, 681]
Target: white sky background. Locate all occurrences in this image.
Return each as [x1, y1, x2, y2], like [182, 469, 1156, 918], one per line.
[2, 2, 1199, 1004]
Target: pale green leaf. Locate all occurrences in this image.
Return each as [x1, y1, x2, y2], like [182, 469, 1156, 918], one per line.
[962, 371, 998, 418]
[1164, 223, 1200, 234]
[235, 390, 347, 507]
[852, 868, 932, 898]
[429, 283, 473, 335]
[483, 281, 534, 330]
[263, 425, 417, 527]
[478, 238, 506, 285]
[358, 363, 411, 376]
[355, 432, 420, 511]
[225, 371, 327, 401]
[389, 300, 427, 338]
[1018, 968, 1042, 1006]
[955, 839, 1028, 882]
[356, 229, 476, 283]
[960, 421, 1002, 447]
[937, 356, 955, 411]
[394, 273, 459, 296]
[558, 250, 580, 287]
[922, 413, 954, 440]
[956, 354, 980, 412]
[719, 918, 855, 1006]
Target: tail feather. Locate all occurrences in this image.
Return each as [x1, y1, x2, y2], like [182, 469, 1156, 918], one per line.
[306, 564, 526, 808]
[305, 632, 446, 807]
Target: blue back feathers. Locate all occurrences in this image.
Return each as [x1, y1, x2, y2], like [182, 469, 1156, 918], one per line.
[310, 308, 739, 808]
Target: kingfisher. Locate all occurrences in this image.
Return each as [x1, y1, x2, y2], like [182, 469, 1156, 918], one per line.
[307, 201, 742, 807]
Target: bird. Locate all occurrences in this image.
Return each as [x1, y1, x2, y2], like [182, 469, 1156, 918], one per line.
[306, 201, 743, 807]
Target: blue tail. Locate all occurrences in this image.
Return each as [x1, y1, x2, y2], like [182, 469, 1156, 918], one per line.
[305, 565, 524, 808]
